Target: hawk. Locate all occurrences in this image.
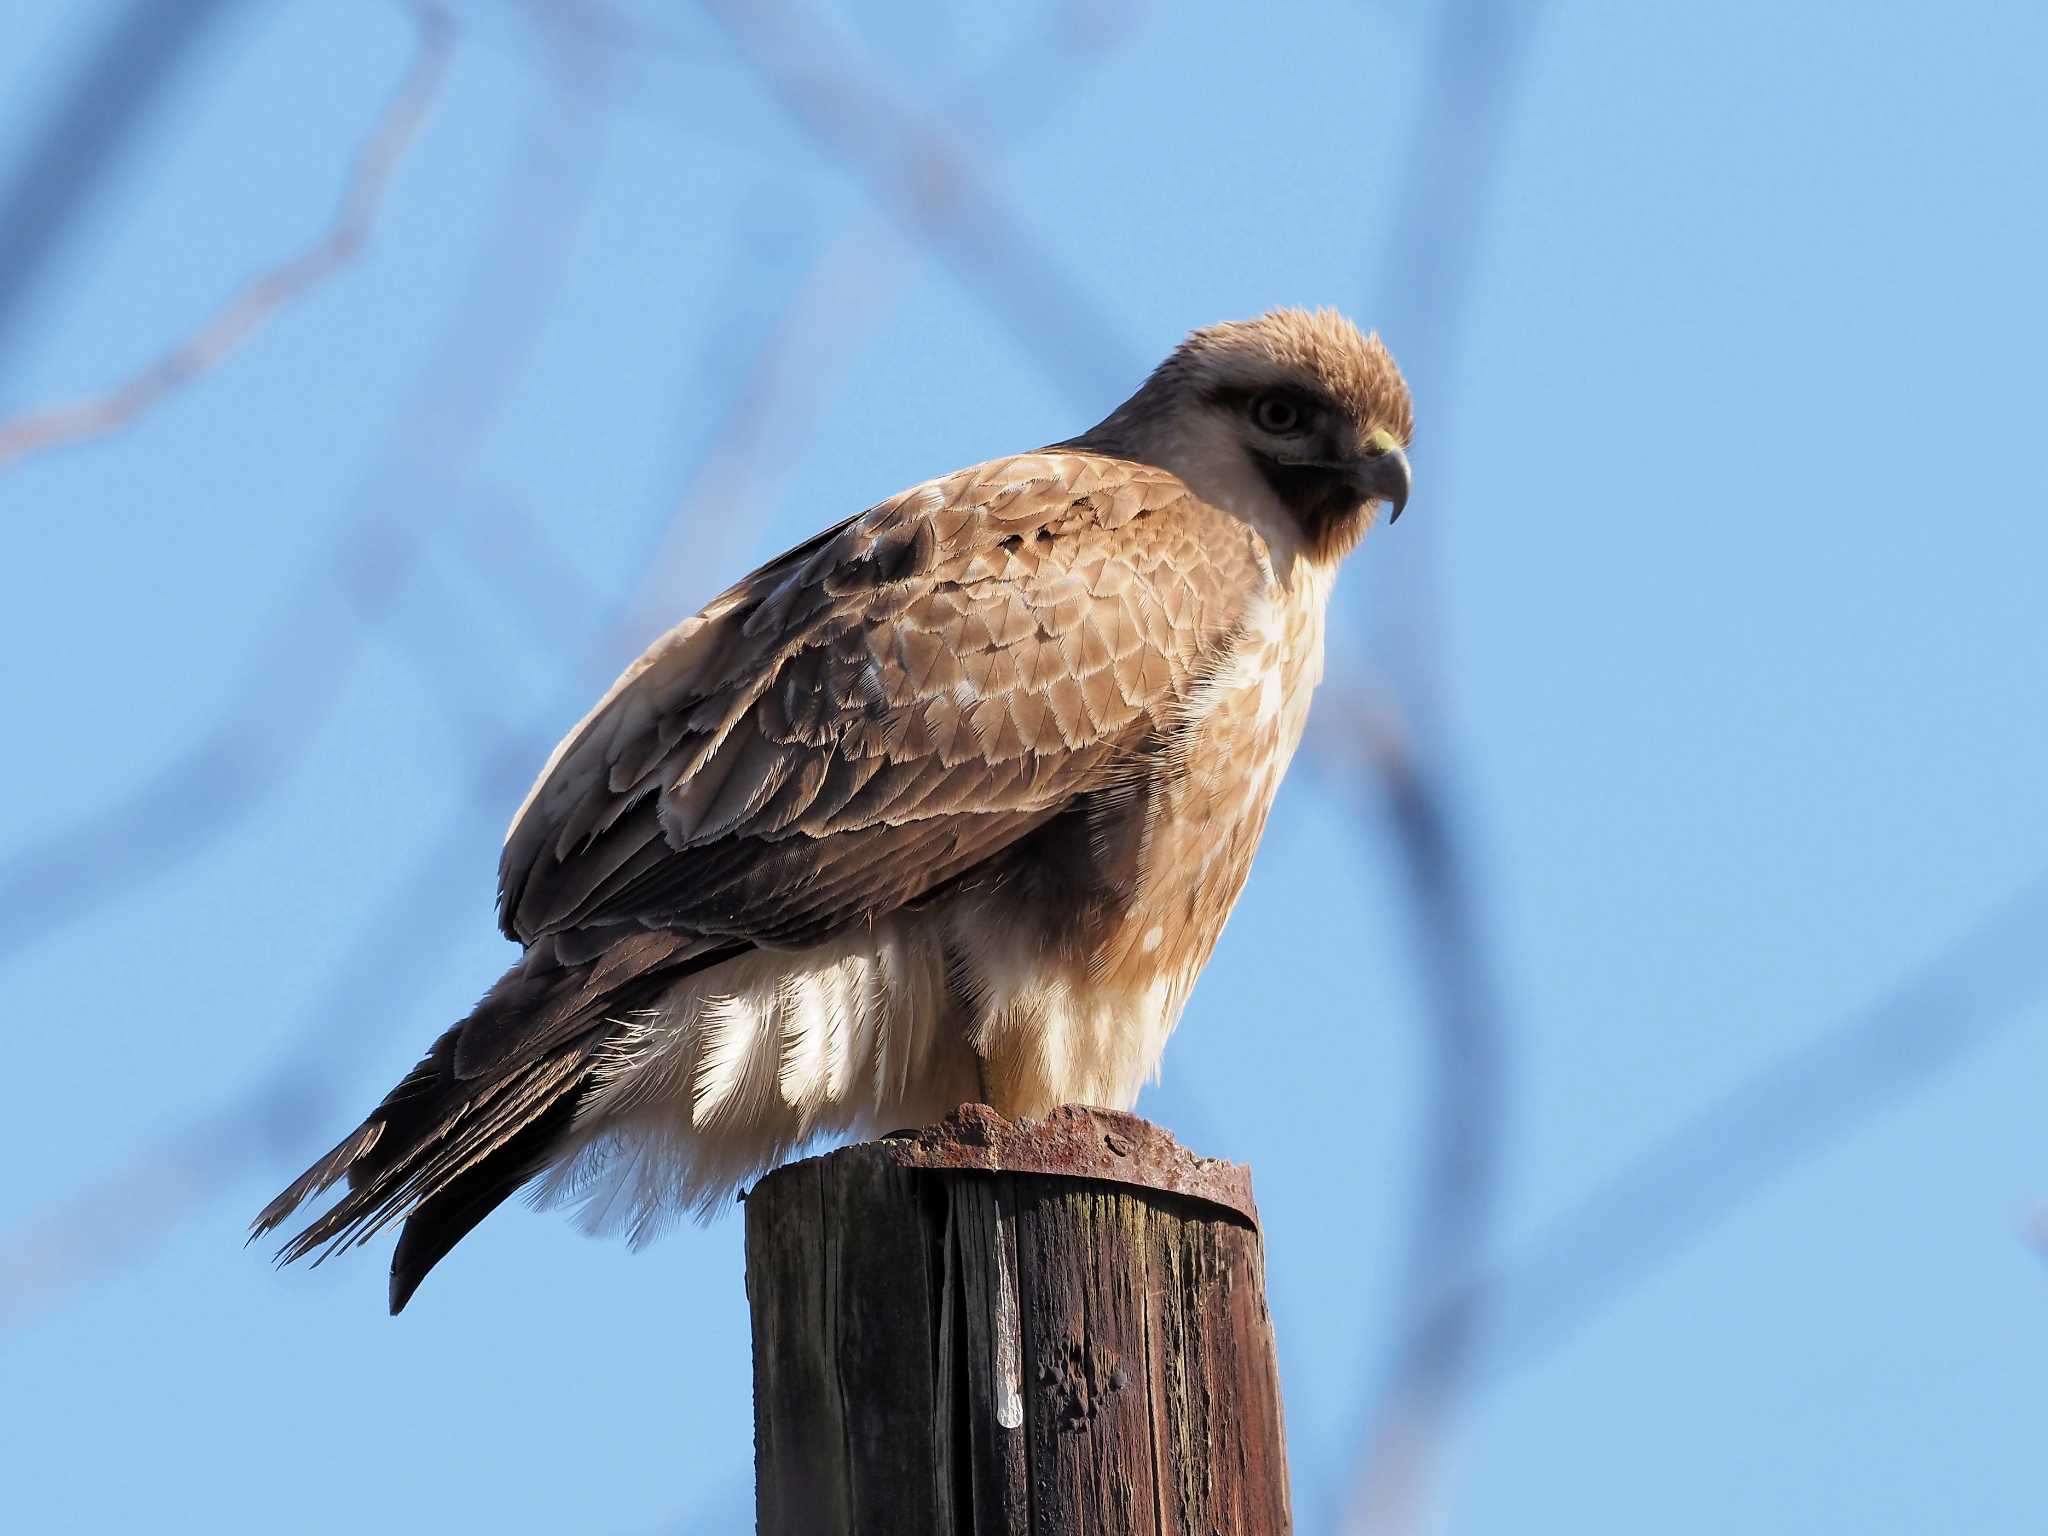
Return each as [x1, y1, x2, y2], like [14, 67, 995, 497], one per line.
[256, 308, 1413, 1311]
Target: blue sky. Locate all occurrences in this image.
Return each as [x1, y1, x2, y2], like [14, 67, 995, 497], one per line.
[2, 2, 2044, 1531]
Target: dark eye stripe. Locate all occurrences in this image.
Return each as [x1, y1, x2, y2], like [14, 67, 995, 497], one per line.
[1203, 384, 1333, 426]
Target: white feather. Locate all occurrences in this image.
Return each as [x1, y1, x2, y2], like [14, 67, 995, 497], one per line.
[532, 918, 978, 1239]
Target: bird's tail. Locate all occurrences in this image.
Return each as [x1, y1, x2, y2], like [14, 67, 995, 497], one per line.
[252, 1025, 604, 1313]
[252, 932, 724, 1312]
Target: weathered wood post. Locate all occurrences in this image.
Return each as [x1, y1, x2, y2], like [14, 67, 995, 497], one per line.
[744, 1104, 1292, 1535]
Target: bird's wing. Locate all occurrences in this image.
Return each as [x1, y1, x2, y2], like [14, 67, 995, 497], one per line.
[496, 449, 1262, 980]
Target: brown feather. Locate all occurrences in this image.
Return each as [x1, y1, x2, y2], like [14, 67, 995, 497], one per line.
[495, 454, 1259, 950]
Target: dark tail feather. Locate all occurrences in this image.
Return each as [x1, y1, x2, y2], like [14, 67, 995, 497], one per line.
[254, 931, 734, 1309]
[250, 1120, 384, 1239]
[251, 1026, 605, 1307]
[387, 1082, 589, 1313]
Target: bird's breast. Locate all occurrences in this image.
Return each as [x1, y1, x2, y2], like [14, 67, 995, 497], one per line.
[963, 568, 1334, 1115]
[1123, 570, 1331, 969]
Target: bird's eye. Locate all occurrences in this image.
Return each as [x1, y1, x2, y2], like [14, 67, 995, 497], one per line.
[1251, 392, 1305, 435]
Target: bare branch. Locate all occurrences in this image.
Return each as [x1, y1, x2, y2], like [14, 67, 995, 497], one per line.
[0, 0, 254, 376]
[1468, 864, 2048, 1385]
[515, 0, 1151, 659]
[0, 2, 455, 476]
[1328, 0, 1552, 1527]
[1318, 687, 2048, 1515]
[1306, 690, 1508, 1536]
[1365, 739, 1505, 1536]
[0, 5, 606, 965]
[0, 792, 488, 1332]
[697, 0, 1142, 408]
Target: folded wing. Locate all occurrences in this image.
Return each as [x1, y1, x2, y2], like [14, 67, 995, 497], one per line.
[485, 453, 1260, 1064]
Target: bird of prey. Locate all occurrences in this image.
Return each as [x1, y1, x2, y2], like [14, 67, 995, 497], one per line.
[255, 307, 1413, 1312]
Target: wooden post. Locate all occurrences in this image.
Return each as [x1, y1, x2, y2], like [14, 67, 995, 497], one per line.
[744, 1104, 1292, 1535]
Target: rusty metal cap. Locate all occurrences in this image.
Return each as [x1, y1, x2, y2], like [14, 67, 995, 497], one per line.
[872, 1104, 1259, 1226]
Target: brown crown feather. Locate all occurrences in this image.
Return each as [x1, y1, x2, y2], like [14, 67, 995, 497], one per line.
[1170, 306, 1414, 443]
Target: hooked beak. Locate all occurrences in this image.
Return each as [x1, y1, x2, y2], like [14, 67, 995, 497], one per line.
[1354, 430, 1411, 523]
[1273, 430, 1412, 523]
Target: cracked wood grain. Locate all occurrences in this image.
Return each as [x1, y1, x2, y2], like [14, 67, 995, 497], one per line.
[745, 1106, 1291, 1535]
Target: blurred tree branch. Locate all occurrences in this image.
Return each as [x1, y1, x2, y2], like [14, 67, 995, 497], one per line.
[1316, 695, 1506, 1536]
[0, 1, 453, 476]
[1469, 865, 2048, 1384]
[0, 0, 254, 388]
[1329, 0, 1550, 1525]
[0, 1, 599, 965]
[0, 809, 483, 1333]
[698, 0, 1142, 406]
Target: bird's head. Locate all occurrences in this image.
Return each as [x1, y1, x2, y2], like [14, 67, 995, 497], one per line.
[1079, 307, 1414, 564]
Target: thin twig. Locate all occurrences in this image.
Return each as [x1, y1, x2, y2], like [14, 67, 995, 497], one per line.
[0, 786, 490, 1332]
[0, 4, 602, 963]
[0, 0, 254, 380]
[697, 0, 1142, 409]
[0, 2, 454, 475]
[501, 0, 1149, 659]
[1331, 0, 1550, 1526]
[1315, 694, 2048, 1509]
[1467, 864, 2048, 1384]
[1322, 701, 1505, 1536]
